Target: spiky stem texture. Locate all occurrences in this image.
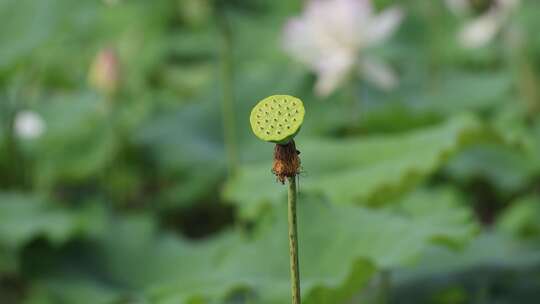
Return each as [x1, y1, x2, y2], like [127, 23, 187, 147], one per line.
[287, 176, 301, 304]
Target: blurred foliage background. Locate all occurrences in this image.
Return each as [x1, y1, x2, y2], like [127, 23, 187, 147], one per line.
[1, 0, 540, 303]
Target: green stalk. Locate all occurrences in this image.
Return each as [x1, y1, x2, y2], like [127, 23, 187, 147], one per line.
[217, 8, 238, 176]
[102, 96, 118, 201]
[515, 50, 540, 117]
[378, 269, 391, 304]
[287, 176, 301, 304]
[347, 75, 359, 128]
[503, 27, 540, 119]
[2, 92, 25, 189]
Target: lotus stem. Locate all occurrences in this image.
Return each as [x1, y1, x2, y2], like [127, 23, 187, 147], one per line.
[287, 176, 301, 304]
[249, 95, 305, 303]
[379, 269, 391, 304]
[217, 8, 238, 176]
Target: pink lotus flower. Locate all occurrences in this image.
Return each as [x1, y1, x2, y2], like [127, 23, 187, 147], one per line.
[445, 0, 520, 49]
[89, 48, 121, 96]
[283, 0, 404, 97]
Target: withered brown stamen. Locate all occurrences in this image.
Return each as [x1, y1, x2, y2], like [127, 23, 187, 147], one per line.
[272, 140, 301, 184]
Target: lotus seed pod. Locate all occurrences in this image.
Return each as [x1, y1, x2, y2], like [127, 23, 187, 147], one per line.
[250, 95, 305, 144]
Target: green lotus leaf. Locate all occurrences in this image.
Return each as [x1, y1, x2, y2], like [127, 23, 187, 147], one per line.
[225, 114, 484, 219]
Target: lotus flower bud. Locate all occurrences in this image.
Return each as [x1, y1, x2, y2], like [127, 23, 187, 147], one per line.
[89, 48, 121, 97]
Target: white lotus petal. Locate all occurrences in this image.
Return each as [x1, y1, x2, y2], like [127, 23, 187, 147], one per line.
[303, 0, 373, 51]
[364, 7, 404, 47]
[282, 0, 403, 96]
[314, 52, 355, 97]
[283, 18, 322, 66]
[306, 0, 373, 27]
[14, 111, 45, 140]
[359, 57, 398, 90]
[459, 11, 502, 49]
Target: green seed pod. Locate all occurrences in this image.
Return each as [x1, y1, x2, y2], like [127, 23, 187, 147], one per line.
[250, 95, 305, 144]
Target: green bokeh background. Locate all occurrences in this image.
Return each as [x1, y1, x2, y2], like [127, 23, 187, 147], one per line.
[1, 0, 540, 303]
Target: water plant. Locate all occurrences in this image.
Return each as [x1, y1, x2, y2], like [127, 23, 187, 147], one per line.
[282, 0, 403, 97]
[250, 94, 305, 304]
